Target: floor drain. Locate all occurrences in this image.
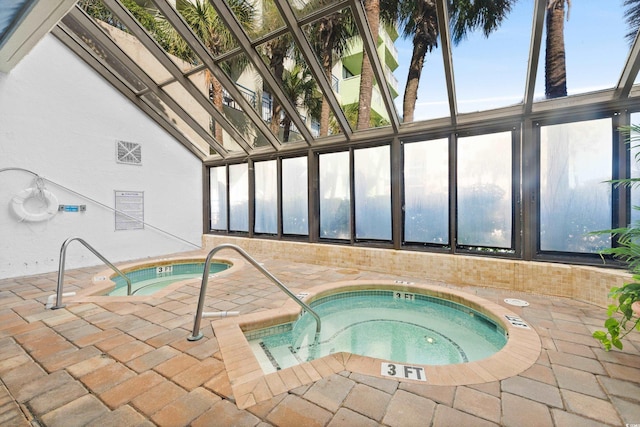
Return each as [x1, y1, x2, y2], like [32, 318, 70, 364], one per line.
[504, 298, 529, 307]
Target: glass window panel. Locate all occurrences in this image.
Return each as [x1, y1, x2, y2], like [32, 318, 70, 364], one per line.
[254, 160, 277, 234]
[255, 35, 322, 142]
[355, 146, 391, 240]
[171, 0, 240, 62]
[540, 118, 612, 253]
[534, 2, 628, 100]
[451, 1, 530, 113]
[248, 0, 284, 39]
[631, 113, 640, 224]
[186, 72, 265, 152]
[290, 0, 339, 20]
[81, 0, 174, 83]
[282, 157, 308, 235]
[303, 8, 396, 132]
[457, 132, 512, 248]
[62, 13, 147, 92]
[320, 151, 350, 239]
[210, 166, 227, 230]
[140, 93, 211, 157]
[229, 163, 249, 232]
[404, 139, 449, 244]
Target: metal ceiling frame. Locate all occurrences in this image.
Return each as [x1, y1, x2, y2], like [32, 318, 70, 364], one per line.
[149, 0, 284, 152]
[274, 0, 353, 139]
[47, 0, 640, 163]
[435, 0, 457, 125]
[210, 0, 316, 144]
[523, 0, 546, 114]
[63, 8, 228, 157]
[348, 0, 400, 132]
[52, 23, 209, 159]
[102, 0, 254, 155]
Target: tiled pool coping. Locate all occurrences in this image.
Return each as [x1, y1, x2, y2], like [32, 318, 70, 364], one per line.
[212, 280, 542, 409]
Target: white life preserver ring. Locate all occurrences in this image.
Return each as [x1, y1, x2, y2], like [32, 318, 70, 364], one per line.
[10, 187, 59, 222]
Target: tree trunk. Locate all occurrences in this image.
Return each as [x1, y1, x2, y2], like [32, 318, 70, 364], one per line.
[356, 0, 379, 130]
[320, 45, 333, 137]
[283, 118, 292, 142]
[545, 0, 567, 99]
[402, 27, 429, 123]
[269, 50, 285, 138]
[209, 70, 225, 145]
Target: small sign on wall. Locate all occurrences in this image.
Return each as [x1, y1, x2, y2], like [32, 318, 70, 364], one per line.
[115, 191, 144, 231]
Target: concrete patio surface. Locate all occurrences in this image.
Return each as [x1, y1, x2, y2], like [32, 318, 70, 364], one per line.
[1, 251, 639, 426]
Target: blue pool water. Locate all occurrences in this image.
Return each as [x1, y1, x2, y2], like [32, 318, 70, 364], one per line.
[247, 290, 507, 373]
[108, 262, 229, 296]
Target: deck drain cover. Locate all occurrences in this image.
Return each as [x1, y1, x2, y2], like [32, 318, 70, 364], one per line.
[504, 298, 529, 307]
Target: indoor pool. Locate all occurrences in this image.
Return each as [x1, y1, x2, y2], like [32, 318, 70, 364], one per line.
[108, 262, 229, 296]
[248, 290, 507, 373]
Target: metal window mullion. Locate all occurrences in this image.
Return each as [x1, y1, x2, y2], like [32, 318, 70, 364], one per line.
[348, 0, 400, 132]
[391, 137, 402, 249]
[307, 149, 319, 242]
[150, 0, 282, 152]
[215, 1, 349, 65]
[52, 24, 207, 160]
[66, 7, 228, 157]
[101, 0, 253, 154]
[612, 112, 629, 234]
[511, 125, 523, 256]
[277, 158, 283, 238]
[449, 133, 457, 252]
[210, 0, 316, 144]
[248, 159, 255, 237]
[521, 119, 537, 260]
[435, 0, 457, 126]
[274, 0, 352, 139]
[350, 148, 356, 244]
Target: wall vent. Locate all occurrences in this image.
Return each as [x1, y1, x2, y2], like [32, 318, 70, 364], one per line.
[116, 140, 142, 165]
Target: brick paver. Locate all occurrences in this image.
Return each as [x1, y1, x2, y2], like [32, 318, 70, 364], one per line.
[342, 383, 392, 421]
[266, 394, 332, 427]
[303, 374, 355, 412]
[1, 255, 639, 426]
[382, 389, 436, 427]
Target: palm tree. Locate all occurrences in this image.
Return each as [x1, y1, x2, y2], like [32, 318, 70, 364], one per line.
[304, 2, 356, 136]
[383, 0, 438, 123]
[545, 0, 568, 98]
[161, 0, 255, 143]
[383, 0, 517, 122]
[624, 0, 640, 44]
[280, 64, 322, 142]
[356, 0, 380, 130]
[257, 1, 294, 139]
[330, 103, 389, 133]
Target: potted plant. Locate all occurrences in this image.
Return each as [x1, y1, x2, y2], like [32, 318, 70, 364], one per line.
[592, 125, 640, 351]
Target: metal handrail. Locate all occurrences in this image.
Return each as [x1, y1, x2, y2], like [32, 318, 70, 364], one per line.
[51, 237, 131, 309]
[188, 244, 321, 341]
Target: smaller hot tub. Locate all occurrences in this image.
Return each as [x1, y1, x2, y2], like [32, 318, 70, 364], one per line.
[82, 256, 235, 300]
[109, 262, 230, 296]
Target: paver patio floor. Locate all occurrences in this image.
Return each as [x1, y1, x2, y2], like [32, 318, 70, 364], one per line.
[1, 250, 639, 426]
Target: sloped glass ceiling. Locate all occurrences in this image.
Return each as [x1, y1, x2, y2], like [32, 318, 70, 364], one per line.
[52, 0, 640, 160]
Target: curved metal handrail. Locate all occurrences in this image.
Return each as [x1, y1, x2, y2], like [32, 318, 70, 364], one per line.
[188, 244, 321, 341]
[52, 237, 131, 309]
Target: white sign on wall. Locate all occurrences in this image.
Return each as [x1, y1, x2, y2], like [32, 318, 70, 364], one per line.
[115, 190, 144, 230]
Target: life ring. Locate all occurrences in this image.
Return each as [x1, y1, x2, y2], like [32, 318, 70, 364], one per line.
[10, 187, 58, 222]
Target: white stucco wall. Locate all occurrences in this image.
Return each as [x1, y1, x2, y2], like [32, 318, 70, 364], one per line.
[0, 34, 203, 279]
